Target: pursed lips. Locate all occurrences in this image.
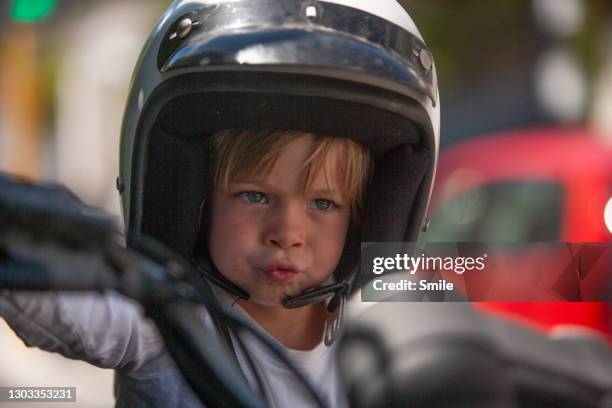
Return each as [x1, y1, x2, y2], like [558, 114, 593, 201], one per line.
[259, 261, 301, 284]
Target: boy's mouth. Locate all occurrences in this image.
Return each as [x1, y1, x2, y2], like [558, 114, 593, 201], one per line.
[261, 263, 299, 285]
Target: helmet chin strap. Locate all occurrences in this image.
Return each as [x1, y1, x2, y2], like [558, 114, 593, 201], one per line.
[192, 254, 250, 300]
[192, 251, 351, 313]
[282, 281, 349, 311]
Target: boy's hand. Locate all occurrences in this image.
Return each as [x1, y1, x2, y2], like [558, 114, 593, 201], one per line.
[0, 172, 117, 250]
[0, 172, 120, 291]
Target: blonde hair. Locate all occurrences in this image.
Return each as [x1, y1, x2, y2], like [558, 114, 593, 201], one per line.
[208, 129, 371, 220]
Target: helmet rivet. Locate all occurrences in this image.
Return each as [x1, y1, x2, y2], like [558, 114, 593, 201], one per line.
[422, 217, 430, 233]
[116, 175, 125, 194]
[305, 5, 317, 20]
[419, 49, 433, 71]
[177, 18, 193, 38]
[170, 18, 193, 40]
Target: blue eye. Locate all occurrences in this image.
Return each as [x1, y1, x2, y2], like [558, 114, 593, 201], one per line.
[310, 199, 334, 211]
[242, 191, 268, 204]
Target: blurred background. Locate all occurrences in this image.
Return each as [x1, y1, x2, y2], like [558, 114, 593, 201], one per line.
[0, 0, 611, 406]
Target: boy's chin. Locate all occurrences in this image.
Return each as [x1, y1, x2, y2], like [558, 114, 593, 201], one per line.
[249, 292, 290, 308]
[248, 287, 301, 308]
[248, 297, 285, 308]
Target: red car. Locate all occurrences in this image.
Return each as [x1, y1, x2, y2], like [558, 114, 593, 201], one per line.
[426, 126, 612, 336]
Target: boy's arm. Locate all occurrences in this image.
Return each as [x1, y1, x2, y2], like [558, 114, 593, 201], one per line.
[0, 290, 165, 372]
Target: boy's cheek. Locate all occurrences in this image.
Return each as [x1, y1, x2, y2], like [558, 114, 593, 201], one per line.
[211, 197, 261, 231]
[319, 211, 350, 242]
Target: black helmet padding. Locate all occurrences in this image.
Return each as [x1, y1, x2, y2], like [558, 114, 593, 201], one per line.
[134, 72, 432, 287]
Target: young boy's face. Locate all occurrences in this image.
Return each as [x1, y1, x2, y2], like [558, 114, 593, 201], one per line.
[208, 135, 350, 306]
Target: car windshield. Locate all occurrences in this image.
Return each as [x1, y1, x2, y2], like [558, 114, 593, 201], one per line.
[424, 181, 564, 242]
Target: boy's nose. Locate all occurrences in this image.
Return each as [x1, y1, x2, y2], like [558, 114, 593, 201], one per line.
[264, 203, 306, 250]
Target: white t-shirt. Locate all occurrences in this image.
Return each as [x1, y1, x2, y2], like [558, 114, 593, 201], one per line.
[214, 290, 348, 408]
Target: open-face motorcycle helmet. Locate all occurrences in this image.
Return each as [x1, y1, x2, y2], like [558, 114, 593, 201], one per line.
[119, 0, 440, 313]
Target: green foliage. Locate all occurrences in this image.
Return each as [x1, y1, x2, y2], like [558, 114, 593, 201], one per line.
[11, 0, 58, 22]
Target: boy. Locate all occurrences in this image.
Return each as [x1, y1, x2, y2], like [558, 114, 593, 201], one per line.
[1, 0, 440, 406]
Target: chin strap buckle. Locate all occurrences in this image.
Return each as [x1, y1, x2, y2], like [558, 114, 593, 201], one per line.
[324, 291, 347, 346]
